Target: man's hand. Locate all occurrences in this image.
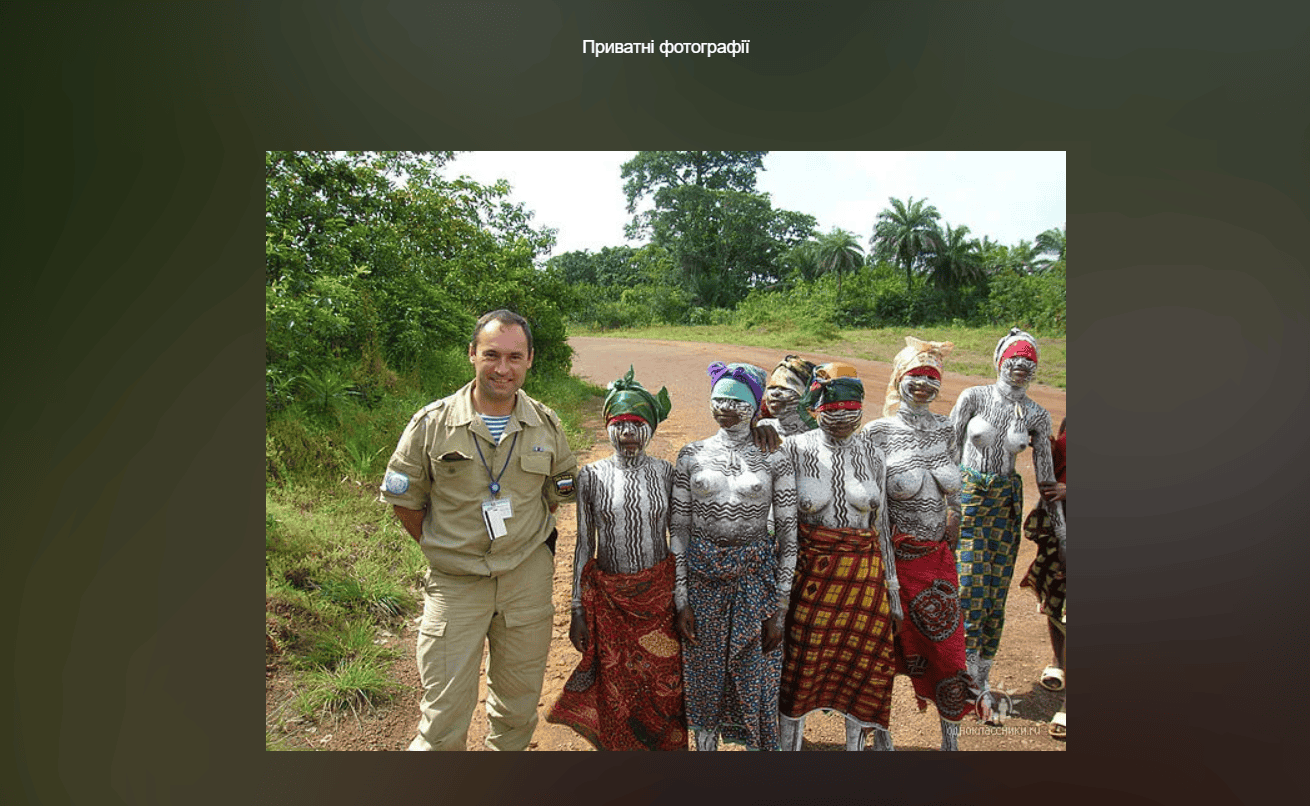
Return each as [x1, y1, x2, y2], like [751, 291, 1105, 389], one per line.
[393, 505, 426, 545]
[945, 509, 961, 550]
[676, 606, 697, 646]
[568, 610, 589, 653]
[750, 422, 782, 453]
[762, 611, 784, 653]
[1039, 481, 1066, 503]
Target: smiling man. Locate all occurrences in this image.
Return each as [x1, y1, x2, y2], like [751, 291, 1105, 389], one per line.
[379, 309, 577, 751]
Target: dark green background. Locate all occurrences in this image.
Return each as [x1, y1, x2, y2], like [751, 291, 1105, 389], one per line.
[7, 2, 1305, 804]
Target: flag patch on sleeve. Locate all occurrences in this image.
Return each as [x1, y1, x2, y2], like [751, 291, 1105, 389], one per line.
[553, 474, 575, 498]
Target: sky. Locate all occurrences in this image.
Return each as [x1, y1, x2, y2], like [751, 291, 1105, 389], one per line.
[443, 151, 1065, 259]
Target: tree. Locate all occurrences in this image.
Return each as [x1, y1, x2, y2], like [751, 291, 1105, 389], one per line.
[925, 222, 985, 290]
[780, 239, 822, 285]
[1035, 225, 1067, 272]
[1009, 238, 1044, 275]
[871, 196, 942, 292]
[620, 151, 815, 308]
[814, 227, 866, 296]
[265, 151, 569, 409]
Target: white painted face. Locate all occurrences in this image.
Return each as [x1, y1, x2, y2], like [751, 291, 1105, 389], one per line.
[1000, 356, 1036, 387]
[817, 406, 862, 440]
[765, 387, 800, 417]
[711, 396, 756, 428]
[607, 418, 652, 457]
[899, 373, 942, 405]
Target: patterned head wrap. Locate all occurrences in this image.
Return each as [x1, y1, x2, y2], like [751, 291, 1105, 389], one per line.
[603, 365, 671, 430]
[884, 335, 954, 416]
[767, 355, 816, 396]
[797, 364, 864, 427]
[994, 327, 1039, 369]
[814, 361, 858, 381]
[707, 362, 766, 412]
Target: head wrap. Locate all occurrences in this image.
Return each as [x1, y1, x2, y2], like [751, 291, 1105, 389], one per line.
[994, 327, 1039, 369]
[884, 336, 954, 416]
[767, 355, 816, 396]
[603, 365, 671, 431]
[798, 364, 864, 427]
[814, 361, 858, 381]
[707, 362, 766, 412]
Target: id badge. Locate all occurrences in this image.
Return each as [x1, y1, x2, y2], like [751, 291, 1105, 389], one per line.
[482, 497, 514, 540]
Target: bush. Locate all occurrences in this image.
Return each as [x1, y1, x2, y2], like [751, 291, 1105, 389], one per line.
[984, 266, 1066, 334]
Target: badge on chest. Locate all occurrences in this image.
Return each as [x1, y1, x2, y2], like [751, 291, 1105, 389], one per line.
[482, 497, 514, 540]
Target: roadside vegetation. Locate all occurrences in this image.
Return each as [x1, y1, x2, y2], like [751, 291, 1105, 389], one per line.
[265, 353, 602, 746]
[265, 152, 604, 747]
[550, 152, 1065, 387]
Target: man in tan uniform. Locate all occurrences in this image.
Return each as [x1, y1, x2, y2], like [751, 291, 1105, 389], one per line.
[380, 309, 577, 750]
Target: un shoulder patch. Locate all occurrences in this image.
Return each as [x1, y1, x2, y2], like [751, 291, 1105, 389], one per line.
[384, 470, 410, 495]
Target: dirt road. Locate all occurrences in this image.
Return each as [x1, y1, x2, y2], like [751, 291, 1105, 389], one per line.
[268, 336, 1067, 751]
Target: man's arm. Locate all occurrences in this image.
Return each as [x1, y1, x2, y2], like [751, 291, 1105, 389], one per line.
[393, 505, 425, 544]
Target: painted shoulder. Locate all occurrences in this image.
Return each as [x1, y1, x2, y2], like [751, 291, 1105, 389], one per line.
[1022, 398, 1052, 426]
[675, 440, 708, 462]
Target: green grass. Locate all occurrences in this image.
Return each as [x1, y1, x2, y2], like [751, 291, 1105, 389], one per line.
[569, 323, 1066, 389]
[523, 371, 608, 450]
[291, 657, 406, 720]
[265, 367, 607, 740]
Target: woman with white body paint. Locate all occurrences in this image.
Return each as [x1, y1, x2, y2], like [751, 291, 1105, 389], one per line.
[672, 362, 797, 751]
[948, 328, 1064, 717]
[863, 337, 975, 751]
[777, 364, 903, 752]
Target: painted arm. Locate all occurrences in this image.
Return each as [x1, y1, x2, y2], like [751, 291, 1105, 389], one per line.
[944, 424, 963, 547]
[669, 447, 694, 612]
[569, 467, 595, 613]
[948, 388, 974, 466]
[771, 450, 799, 617]
[871, 444, 903, 622]
[1029, 408, 1066, 562]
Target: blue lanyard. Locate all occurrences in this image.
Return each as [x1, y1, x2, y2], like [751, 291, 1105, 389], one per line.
[473, 430, 518, 497]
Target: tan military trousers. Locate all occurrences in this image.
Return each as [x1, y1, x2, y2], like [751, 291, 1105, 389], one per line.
[408, 543, 555, 751]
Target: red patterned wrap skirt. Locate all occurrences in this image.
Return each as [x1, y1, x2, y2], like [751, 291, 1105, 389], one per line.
[891, 533, 975, 722]
[546, 554, 687, 750]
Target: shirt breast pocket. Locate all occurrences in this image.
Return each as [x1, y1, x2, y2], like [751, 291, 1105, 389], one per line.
[520, 454, 552, 477]
[434, 451, 475, 479]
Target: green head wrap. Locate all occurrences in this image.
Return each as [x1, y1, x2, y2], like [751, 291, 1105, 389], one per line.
[797, 376, 864, 429]
[602, 365, 672, 431]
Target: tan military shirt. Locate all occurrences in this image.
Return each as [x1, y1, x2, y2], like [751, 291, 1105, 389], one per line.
[380, 381, 578, 577]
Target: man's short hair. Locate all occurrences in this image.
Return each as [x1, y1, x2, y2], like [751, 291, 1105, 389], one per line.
[471, 309, 534, 356]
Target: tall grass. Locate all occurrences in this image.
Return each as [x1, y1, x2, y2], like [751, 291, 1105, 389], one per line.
[266, 347, 607, 747]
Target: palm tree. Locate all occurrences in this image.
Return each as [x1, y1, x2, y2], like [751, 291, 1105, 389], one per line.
[1035, 226, 1066, 271]
[781, 239, 821, 284]
[814, 227, 865, 295]
[871, 196, 941, 292]
[976, 235, 1008, 276]
[1010, 239, 1043, 275]
[926, 222, 985, 290]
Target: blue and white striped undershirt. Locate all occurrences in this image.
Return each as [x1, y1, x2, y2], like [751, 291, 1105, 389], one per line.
[480, 414, 512, 444]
